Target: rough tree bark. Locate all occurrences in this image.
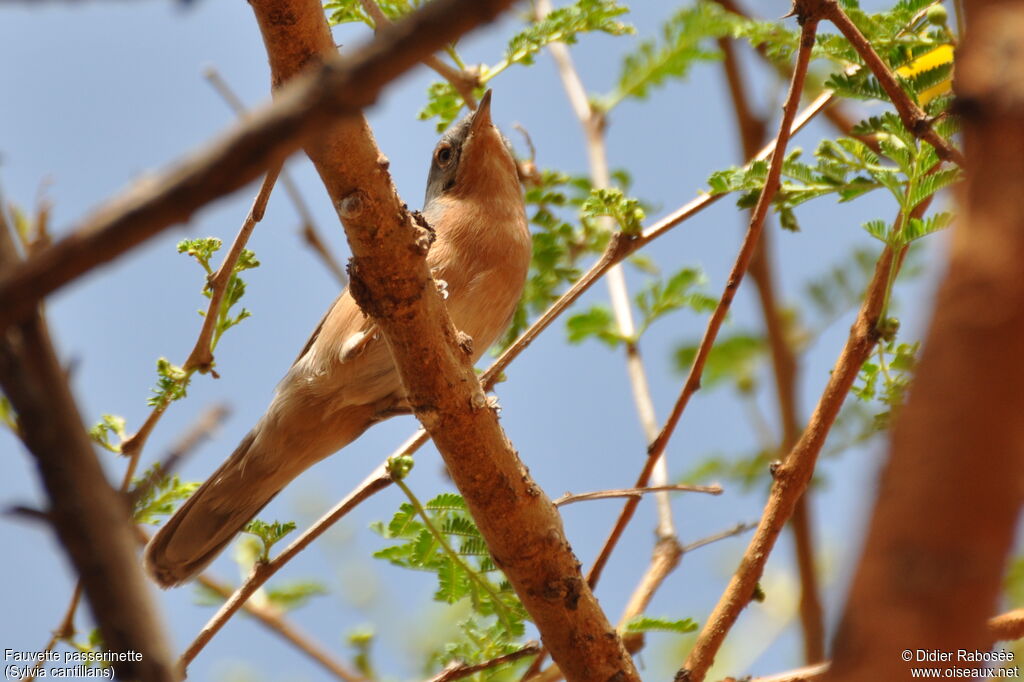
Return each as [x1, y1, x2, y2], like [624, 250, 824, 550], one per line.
[825, 3, 1024, 679]
[0, 223, 177, 680]
[247, 1, 640, 680]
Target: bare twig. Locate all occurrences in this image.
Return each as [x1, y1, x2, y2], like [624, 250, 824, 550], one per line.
[0, 0, 523, 331]
[118, 167, 280, 489]
[23, 583, 82, 682]
[553, 484, 722, 507]
[682, 521, 758, 554]
[126, 403, 231, 512]
[427, 643, 542, 682]
[204, 66, 348, 287]
[534, 0, 674, 542]
[484, 89, 835, 394]
[990, 609, 1024, 642]
[587, 8, 822, 598]
[718, 25, 824, 664]
[358, 0, 481, 108]
[820, 0, 964, 165]
[181, 462, 395, 669]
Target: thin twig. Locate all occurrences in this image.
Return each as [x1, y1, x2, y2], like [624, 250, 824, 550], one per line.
[23, 582, 82, 682]
[714, 0, 881, 154]
[358, 0, 480, 108]
[718, 24, 825, 664]
[203, 66, 348, 287]
[553, 484, 722, 507]
[427, 643, 542, 682]
[24, 403, 229, 681]
[126, 403, 231, 513]
[134, 525, 366, 681]
[534, 0, 675, 542]
[529, 522, 757, 682]
[990, 609, 1024, 642]
[617, 522, 758, 653]
[587, 9, 822, 598]
[118, 167, 280, 485]
[821, 0, 964, 166]
[180, 460, 396, 669]
[483, 89, 835, 394]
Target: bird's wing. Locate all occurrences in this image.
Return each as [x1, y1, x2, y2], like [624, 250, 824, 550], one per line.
[292, 289, 376, 367]
[284, 288, 399, 408]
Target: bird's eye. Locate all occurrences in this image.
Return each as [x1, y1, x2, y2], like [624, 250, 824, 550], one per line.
[435, 144, 454, 167]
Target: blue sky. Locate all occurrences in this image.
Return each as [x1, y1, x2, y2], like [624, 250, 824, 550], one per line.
[0, 1, 942, 680]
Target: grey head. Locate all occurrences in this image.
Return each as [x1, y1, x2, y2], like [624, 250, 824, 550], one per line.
[424, 90, 516, 206]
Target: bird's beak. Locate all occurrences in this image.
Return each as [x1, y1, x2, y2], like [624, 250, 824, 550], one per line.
[469, 89, 493, 138]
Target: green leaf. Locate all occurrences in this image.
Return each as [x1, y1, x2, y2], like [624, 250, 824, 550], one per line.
[177, 237, 221, 274]
[903, 212, 953, 242]
[265, 579, 328, 611]
[635, 267, 716, 334]
[566, 305, 623, 347]
[625, 615, 699, 634]
[325, 0, 424, 27]
[147, 357, 190, 408]
[504, 0, 633, 68]
[131, 463, 199, 526]
[89, 413, 127, 454]
[0, 393, 16, 434]
[674, 334, 767, 391]
[862, 218, 890, 242]
[605, 1, 730, 107]
[243, 519, 297, 561]
[580, 187, 646, 234]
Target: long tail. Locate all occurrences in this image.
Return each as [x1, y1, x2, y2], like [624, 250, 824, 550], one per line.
[144, 429, 288, 588]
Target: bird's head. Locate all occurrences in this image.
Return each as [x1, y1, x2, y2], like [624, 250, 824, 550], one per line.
[424, 90, 520, 206]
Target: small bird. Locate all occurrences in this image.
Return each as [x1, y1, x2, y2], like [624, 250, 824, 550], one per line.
[146, 91, 532, 587]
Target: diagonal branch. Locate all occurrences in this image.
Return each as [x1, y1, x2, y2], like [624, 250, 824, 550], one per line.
[587, 6, 823, 596]
[820, 0, 964, 166]
[358, 0, 481, 108]
[203, 67, 348, 287]
[181, 462, 394, 669]
[0, 197, 176, 681]
[248, 2, 638, 679]
[718, 26, 825, 665]
[0, 0, 526, 332]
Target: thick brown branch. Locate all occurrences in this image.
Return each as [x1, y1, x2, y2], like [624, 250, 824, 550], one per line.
[248, 1, 638, 678]
[0, 218, 176, 680]
[0, 0, 522, 331]
[824, 5, 1024, 678]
